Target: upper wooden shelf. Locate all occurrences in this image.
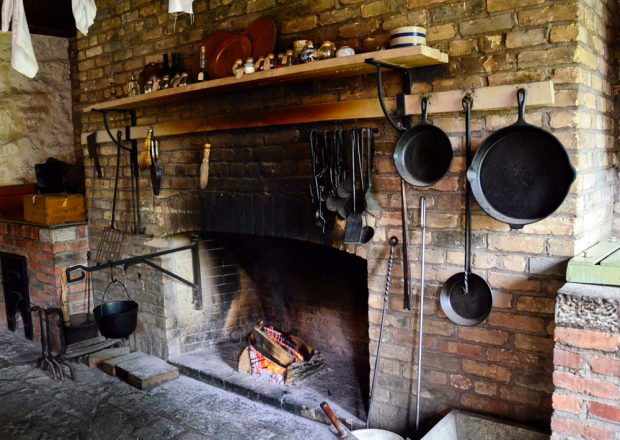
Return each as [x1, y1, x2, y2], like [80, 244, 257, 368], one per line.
[84, 45, 448, 112]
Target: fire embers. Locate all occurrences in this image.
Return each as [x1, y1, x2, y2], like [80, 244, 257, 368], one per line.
[238, 323, 324, 385]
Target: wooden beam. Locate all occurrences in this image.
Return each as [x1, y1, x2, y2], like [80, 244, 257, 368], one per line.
[80, 80, 556, 144]
[402, 80, 555, 115]
[80, 97, 393, 144]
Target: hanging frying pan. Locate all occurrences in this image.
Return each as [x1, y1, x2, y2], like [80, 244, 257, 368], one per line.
[440, 96, 492, 326]
[467, 88, 576, 229]
[393, 97, 454, 187]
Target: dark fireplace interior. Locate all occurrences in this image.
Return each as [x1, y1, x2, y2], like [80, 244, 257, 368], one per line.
[175, 233, 370, 420]
[1, 253, 32, 340]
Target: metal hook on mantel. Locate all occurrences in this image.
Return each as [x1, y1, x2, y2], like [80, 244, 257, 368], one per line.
[96, 109, 133, 152]
[65, 235, 203, 310]
[92, 108, 143, 235]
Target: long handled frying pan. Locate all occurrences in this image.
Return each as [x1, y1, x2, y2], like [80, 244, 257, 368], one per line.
[467, 88, 576, 229]
[440, 96, 492, 326]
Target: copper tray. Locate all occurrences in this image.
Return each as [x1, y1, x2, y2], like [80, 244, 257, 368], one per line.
[209, 34, 252, 79]
[195, 30, 234, 76]
[243, 17, 277, 60]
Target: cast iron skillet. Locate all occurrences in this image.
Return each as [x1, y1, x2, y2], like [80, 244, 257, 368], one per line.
[393, 97, 454, 187]
[441, 96, 492, 326]
[467, 88, 576, 229]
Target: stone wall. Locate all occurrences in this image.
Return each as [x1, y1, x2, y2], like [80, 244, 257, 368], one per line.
[550, 283, 620, 440]
[0, 33, 75, 184]
[72, 0, 617, 435]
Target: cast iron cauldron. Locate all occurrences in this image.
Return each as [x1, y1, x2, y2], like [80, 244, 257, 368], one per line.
[93, 279, 138, 339]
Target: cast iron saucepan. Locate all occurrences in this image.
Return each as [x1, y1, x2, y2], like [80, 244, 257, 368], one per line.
[467, 88, 576, 229]
[393, 97, 453, 187]
[441, 96, 492, 326]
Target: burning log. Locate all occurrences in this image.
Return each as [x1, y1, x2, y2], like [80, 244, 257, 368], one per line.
[238, 323, 324, 384]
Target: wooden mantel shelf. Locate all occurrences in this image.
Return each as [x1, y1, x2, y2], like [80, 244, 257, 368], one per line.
[84, 45, 448, 112]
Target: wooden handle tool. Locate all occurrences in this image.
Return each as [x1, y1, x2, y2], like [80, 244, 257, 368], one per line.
[320, 402, 358, 439]
[138, 128, 153, 169]
[200, 143, 212, 189]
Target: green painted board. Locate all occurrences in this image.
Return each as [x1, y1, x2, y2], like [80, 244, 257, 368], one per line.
[566, 240, 620, 286]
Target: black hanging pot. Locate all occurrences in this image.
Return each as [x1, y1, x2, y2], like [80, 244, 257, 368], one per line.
[467, 88, 576, 229]
[93, 278, 138, 339]
[393, 97, 454, 187]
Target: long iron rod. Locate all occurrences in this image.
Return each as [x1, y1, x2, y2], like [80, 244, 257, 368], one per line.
[416, 196, 427, 431]
[367, 236, 398, 429]
[66, 243, 196, 283]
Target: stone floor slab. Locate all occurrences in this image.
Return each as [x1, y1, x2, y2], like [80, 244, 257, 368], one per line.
[0, 329, 334, 439]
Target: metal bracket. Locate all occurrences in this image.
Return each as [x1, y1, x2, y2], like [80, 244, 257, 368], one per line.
[66, 235, 203, 310]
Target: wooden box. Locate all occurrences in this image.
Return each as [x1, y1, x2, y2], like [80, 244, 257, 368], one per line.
[0, 183, 37, 220]
[23, 193, 86, 225]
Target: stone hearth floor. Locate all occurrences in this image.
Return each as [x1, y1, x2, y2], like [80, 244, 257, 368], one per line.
[170, 342, 367, 429]
[0, 329, 334, 439]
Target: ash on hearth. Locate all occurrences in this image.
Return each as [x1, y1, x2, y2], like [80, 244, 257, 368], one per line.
[238, 323, 324, 385]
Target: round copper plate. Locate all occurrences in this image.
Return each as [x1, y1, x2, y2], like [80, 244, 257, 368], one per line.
[243, 17, 277, 59]
[209, 34, 252, 79]
[195, 30, 234, 76]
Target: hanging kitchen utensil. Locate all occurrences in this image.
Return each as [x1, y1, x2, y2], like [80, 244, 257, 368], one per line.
[393, 97, 453, 187]
[415, 196, 427, 431]
[138, 128, 153, 169]
[93, 267, 138, 339]
[367, 236, 397, 428]
[467, 88, 576, 229]
[150, 137, 163, 196]
[86, 132, 102, 178]
[400, 179, 412, 310]
[440, 96, 493, 327]
[363, 127, 381, 212]
[200, 143, 211, 190]
[344, 130, 363, 243]
[356, 129, 374, 243]
[95, 131, 126, 265]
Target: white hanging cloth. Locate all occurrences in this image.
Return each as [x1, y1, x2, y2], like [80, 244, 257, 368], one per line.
[169, 0, 194, 29]
[72, 0, 97, 36]
[1, 0, 38, 78]
[169, 0, 194, 14]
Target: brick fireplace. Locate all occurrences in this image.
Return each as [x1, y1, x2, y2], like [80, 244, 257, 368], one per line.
[71, 0, 619, 437]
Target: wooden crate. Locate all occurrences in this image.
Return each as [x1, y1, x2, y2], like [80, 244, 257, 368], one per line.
[23, 193, 86, 225]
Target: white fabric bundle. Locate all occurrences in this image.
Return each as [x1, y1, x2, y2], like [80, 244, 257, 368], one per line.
[1, 0, 38, 78]
[72, 0, 97, 36]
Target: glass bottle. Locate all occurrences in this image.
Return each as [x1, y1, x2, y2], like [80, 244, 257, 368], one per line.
[127, 73, 140, 96]
[197, 46, 208, 82]
[161, 53, 172, 78]
[171, 53, 181, 75]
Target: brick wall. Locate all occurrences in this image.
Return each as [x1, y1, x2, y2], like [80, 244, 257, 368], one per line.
[72, 0, 618, 435]
[0, 222, 88, 344]
[551, 284, 620, 440]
